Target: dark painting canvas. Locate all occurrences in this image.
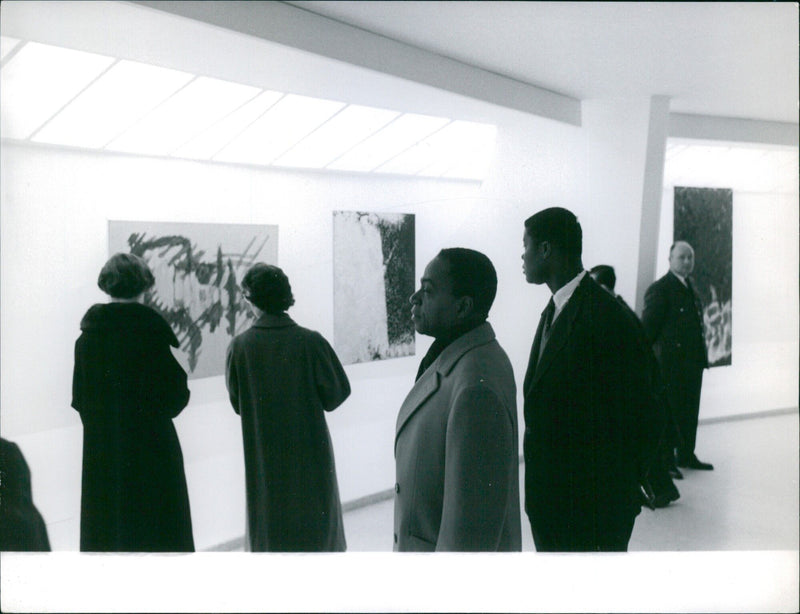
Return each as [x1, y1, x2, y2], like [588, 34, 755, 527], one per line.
[333, 211, 415, 365]
[109, 221, 278, 378]
[674, 186, 733, 367]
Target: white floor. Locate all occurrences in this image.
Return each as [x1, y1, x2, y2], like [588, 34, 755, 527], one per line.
[3, 411, 796, 614]
[343, 410, 800, 552]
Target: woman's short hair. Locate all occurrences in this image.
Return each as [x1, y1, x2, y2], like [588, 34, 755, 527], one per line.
[97, 253, 155, 299]
[241, 263, 295, 314]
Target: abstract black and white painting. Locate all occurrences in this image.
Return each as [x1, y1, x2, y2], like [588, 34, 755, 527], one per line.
[109, 221, 278, 378]
[674, 186, 733, 367]
[333, 211, 415, 365]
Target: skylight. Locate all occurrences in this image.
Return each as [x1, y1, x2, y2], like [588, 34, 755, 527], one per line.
[172, 90, 284, 160]
[0, 36, 21, 61]
[327, 113, 451, 173]
[664, 141, 799, 194]
[107, 76, 262, 156]
[1, 41, 115, 140]
[1, 39, 497, 181]
[214, 94, 345, 165]
[273, 104, 400, 169]
[32, 60, 195, 149]
[376, 120, 496, 178]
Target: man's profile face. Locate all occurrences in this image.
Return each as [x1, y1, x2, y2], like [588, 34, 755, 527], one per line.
[409, 256, 460, 338]
[669, 242, 695, 278]
[522, 230, 546, 285]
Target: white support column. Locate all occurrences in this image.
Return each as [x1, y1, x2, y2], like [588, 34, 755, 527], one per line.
[579, 98, 654, 307]
[634, 95, 671, 314]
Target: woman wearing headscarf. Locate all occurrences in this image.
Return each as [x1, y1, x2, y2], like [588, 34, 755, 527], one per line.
[72, 253, 194, 552]
[226, 263, 350, 552]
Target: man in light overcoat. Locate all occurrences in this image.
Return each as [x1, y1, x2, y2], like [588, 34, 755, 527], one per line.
[393, 248, 521, 551]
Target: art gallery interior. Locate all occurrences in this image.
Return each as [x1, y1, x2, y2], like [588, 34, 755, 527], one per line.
[1, 2, 797, 612]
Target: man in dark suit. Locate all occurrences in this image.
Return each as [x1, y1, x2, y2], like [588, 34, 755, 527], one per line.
[394, 248, 521, 551]
[589, 264, 680, 509]
[641, 241, 713, 471]
[522, 208, 653, 551]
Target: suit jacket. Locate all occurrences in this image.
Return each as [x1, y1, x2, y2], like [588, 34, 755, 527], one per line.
[226, 313, 350, 552]
[394, 322, 521, 552]
[523, 276, 652, 545]
[641, 271, 708, 372]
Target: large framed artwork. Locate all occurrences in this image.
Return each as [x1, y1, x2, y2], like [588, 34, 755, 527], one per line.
[674, 186, 733, 367]
[333, 211, 415, 365]
[109, 221, 278, 379]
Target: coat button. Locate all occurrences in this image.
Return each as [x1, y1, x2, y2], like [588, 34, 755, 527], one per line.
[395, 483, 400, 493]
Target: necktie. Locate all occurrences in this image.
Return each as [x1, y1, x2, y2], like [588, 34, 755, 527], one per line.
[538, 298, 556, 360]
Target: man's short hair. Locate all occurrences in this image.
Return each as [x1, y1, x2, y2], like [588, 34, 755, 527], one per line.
[97, 253, 155, 299]
[524, 207, 582, 257]
[669, 240, 693, 255]
[589, 264, 616, 292]
[241, 263, 295, 314]
[436, 248, 497, 319]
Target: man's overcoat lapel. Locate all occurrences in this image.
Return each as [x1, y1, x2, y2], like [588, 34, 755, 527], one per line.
[394, 324, 494, 452]
[394, 369, 440, 451]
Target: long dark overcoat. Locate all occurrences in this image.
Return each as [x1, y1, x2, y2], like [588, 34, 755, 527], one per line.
[225, 313, 351, 552]
[524, 275, 654, 551]
[72, 302, 194, 552]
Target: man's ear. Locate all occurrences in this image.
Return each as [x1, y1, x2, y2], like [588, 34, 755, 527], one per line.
[455, 295, 474, 320]
[539, 240, 552, 259]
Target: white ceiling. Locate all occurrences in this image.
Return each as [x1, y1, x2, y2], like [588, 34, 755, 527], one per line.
[288, 1, 799, 124]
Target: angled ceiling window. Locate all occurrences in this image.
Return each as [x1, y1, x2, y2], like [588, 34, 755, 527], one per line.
[172, 90, 284, 160]
[664, 141, 799, 194]
[32, 60, 195, 149]
[1, 38, 497, 181]
[1, 36, 21, 60]
[327, 113, 450, 173]
[0, 41, 115, 140]
[107, 76, 262, 156]
[273, 104, 400, 169]
[428, 121, 498, 180]
[378, 120, 497, 179]
[214, 94, 345, 165]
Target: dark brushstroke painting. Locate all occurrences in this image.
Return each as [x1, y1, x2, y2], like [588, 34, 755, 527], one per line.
[674, 186, 733, 367]
[109, 221, 278, 378]
[333, 211, 415, 365]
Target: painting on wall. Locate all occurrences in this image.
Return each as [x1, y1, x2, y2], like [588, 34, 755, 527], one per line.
[109, 221, 278, 379]
[674, 186, 733, 367]
[333, 211, 415, 365]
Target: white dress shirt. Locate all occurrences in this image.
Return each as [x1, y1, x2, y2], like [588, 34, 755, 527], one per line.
[551, 270, 586, 323]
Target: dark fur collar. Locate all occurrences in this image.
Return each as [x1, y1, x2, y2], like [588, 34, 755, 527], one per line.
[80, 302, 179, 347]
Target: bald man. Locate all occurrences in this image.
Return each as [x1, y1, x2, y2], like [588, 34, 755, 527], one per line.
[642, 241, 713, 472]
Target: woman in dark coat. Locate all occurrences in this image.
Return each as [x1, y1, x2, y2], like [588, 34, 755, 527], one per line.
[226, 264, 350, 552]
[72, 253, 194, 552]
